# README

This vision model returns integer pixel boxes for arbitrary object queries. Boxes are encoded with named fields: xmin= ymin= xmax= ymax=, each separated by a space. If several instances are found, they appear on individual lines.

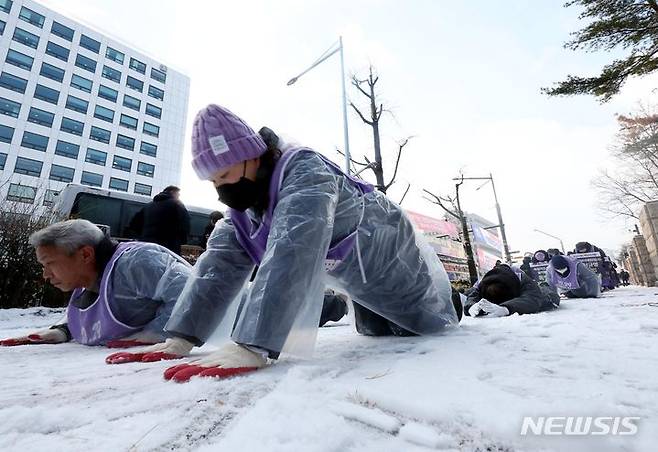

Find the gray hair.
xmin=29 ymin=219 xmax=105 ymax=254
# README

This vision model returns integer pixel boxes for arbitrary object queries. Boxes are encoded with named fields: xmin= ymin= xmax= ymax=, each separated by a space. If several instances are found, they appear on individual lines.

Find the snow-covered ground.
xmin=1 ymin=286 xmax=657 ymax=452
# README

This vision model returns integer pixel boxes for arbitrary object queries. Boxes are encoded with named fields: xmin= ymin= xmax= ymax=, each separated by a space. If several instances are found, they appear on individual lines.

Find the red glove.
xmin=105 ymin=337 xmax=194 ymax=364
xmin=105 ymin=339 xmax=157 ymax=349
xmin=0 ymin=330 xmax=67 ymax=346
xmin=163 ymin=343 xmax=266 ymax=383
xmin=105 ymin=351 xmax=181 ymax=364
xmin=164 ymin=363 xmax=258 ymax=383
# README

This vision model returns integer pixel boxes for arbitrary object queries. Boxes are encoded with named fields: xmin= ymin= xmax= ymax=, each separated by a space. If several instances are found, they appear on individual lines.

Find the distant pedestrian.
xmin=203 ymin=211 xmax=224 ymax=248
xmin=127 ymin=186 xmax=190 ymax=255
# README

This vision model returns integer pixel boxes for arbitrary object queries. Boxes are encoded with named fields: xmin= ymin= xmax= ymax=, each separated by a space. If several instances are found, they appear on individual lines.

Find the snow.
xmin=1 ymin=286 xmax=657 ymax=451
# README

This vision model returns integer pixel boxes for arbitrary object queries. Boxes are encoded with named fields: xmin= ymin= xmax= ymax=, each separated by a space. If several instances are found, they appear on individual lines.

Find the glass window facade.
xmin=34 ymin=84 xmax=60 ymax=104
xmin=49 ymin=163 xmax=74 ymax=182
xmin=0 ymin=124 xmax=13 ymax=143
xmin=65 ymin=95 xmax=88 ymax=113
xmin=0 ymin=71 xmax=28 ymax=93
xmin=85 ymin=148 xmax=106 ymax=166
xmin=6 ymin=48 xmax=34 ymax=70
xmin=54 ymin=140 xmax=79 ymax=159
xmin=134 ymin=182 xmax=152 ymax=196
xmin=79 ymin=34 xmax=100 ymax=53
xmin=150 ymin=67 xmax=166 ymax=83
xmin=123 ymin=94 xmax=141 ymax=111
xmin=81 ymin=170 xmax=102 ymax=187
xmin=0 ymin=152 xmax=6 ymax=170
xmin=139 ymin=141 xmax=157 ymax=157
xmin=12 ymin=27 xmax=39 ymax=49
xmin=126 ymin=76 xmax=143 ymax=92
xmin=70 ymin=74 xmax=92 ymax=92
xmin=101 ymin=65 xmax=121 ymax=83
xmin=98 ymin=84 xmax=118 ymax=102
xmin=0 ymin=96 xmax=21 ymax=117
xmin=7 ymin=184 xmax=36 ymax=203
xmin=112 ymin=155 xmax=132 ymax=172
xmin=143 ymin=122 xmax=159 ymax=137
xmin=51 ymin=21 xmax=74 ymax=41
xmin=137 ymin=161 xmax=155 ymax=177
xmin=145 ymin=103 xmax=162 ymax=119
xmin=21 ymin=131 xmax=48 ymax=151
xmin=27 ymin=107 xmax=54 ymax=126
xmin=60 ymin=116 xmax=84 ymax=136
xmin=94 ymin=105 xmax=114 ymax=123
xmin=43 ymin=189 xmax=59 ymax=207
xmin=106 ymin=47 xmax=124 ymax=64
xmin=14 ymin=156 xmax=42 ymax=176
xmin=0 ymin=0 xmax=12 ymax=14
xmin=40 ymin=62 xmax=65 ymax=82
xmin=147 ymin=85 xmax=164 ymax=101
xmin=109 ymin=177 xmax=128 ymax=192
xmin=45 ymin=41 xmax=69 ymax=62
xmin=75 ymin=54 xmax=97 ymax=73
xmin=129 ymin=57 xmax=146 ymax=74
xmin=116 ymin=133 xmax=135 ymax=150
xmin=89 ymin=125 xmax=110 ymax=143
xmin=19 ymin=6 xmax=45 ymax=28
xmin=119 ymin=114 xmax=138 ymax=130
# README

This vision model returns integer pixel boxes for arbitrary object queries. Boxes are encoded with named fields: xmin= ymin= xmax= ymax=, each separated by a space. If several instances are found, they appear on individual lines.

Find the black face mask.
xmin=216 ymin=162 xmax=266 ymax=212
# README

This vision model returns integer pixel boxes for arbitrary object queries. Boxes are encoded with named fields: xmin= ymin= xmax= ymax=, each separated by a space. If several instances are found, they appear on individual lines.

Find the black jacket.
xmin=465 ymin=265 xmax=559 ymax=316
xmin=128 ymin=192 xmax=190 ymax=255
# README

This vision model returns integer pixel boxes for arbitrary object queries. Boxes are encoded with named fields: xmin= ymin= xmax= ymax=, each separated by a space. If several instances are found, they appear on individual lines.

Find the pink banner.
xmin=405 ymin=210 xmax=459 ymax=238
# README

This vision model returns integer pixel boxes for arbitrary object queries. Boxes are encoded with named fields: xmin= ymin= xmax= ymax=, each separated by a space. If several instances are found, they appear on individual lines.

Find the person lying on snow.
xmin=0 ymin=219 xmax=191 ymax=349
xmin=545 ymin=255 xmax=601 ymax=299
xmin=107 ymin=104 xmax=462 ymax=383
xmin=465 ymin=264 xmax=560 ymax=318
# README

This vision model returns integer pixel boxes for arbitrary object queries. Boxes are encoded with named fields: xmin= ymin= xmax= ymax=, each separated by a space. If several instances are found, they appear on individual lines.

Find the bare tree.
xmin=594 ymin=106 xmax=658 ymax=219
xmin=423 ymin=178 xmax=479 ymax=284
xmin=0 ymin=183 xmax=67 ymax=309
xmin=349 ymin=65 xmax=411 ymax=194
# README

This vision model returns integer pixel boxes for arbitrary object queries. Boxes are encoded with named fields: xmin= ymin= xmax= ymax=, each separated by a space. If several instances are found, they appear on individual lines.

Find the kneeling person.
xmin=465 ymin=264 xmax=560 ymax=318
xmin=0 ymin=219 xmax=191 ymax=350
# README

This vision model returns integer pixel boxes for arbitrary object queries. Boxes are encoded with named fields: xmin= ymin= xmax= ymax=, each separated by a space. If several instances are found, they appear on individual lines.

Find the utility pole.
xmin=452 ymin=174 xmax=512 ymax=263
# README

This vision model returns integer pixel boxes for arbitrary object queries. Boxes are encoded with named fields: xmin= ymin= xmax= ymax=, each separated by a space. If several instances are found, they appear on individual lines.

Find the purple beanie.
xmin=191 ymin=104 xmax=267 ymax=180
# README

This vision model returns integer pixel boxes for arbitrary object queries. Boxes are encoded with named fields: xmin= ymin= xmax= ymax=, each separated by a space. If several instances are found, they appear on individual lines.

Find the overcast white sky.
xmin=41 ymin=0 xmax=657 ymax=256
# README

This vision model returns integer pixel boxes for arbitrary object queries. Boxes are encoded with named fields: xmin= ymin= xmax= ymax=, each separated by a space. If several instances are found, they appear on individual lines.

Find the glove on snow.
xmin=164 ymin=342 xmax=267 ymax=383
xmin=0 ymin=328 xmax=68 ymax=346
xmin=468 ymin=299 xmax=510 ymax=318
xmin=105 ymin=337 xmax=194 ymax=364
xmin=105 ymin=330 xmax=163 ymax=348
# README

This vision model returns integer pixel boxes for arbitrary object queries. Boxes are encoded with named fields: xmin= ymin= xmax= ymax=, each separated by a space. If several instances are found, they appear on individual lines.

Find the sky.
xmin=40 ymin=0 xmax=658 ymax=257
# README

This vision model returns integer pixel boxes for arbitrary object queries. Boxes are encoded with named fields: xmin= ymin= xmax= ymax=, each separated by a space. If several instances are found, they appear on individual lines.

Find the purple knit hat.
xmin=191 ymin=104 xmax=267 ymax=180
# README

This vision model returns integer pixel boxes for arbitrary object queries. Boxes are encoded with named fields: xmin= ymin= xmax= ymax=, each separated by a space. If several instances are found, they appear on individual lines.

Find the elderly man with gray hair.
xmin=0 ymin=219 xmax=192 ymax=356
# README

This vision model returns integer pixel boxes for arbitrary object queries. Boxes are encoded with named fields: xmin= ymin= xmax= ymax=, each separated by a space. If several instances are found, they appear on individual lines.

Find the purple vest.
xmin=67 ymin=242 xmax=143 ymax=345
xmin=230 ymin=147 xmax=374 ymax=269
xmin=548 ymin=257 xmax=580 ymax=290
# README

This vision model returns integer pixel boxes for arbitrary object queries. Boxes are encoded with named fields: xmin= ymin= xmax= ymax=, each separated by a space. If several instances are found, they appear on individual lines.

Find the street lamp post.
xmin=534 ymin=228 xmax=566 ymax=254
xmin=287 ymin=37 xmax=351 ymax=173
xmin=452 ymin=174 xmax=512 ymax=263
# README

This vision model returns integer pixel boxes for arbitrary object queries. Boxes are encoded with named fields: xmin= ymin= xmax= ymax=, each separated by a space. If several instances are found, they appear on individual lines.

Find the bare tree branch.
xmin=349 ymin=102 xmax=373 ymax=126
xmin=399 ymin=183 xmax=411 ymax=205
xmin=423 ymin=189 xmax=460 ymax=219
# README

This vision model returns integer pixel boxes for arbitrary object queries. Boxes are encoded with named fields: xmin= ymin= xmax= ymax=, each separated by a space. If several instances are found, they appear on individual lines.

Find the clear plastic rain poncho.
xmin=100 ymin=243 xmax=192 ymax=338
xmin=164 ymin=149 xmax=459 ymax=357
